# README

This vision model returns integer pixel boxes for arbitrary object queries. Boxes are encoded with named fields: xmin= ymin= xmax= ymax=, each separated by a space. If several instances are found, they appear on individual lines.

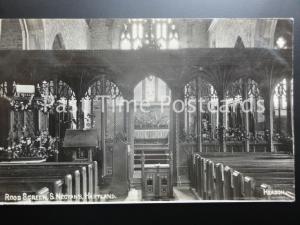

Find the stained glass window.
xmin=120 ymin=19 xmax=179 ymax=50
xmin=275 ymin=36 xmax=288 ymax=49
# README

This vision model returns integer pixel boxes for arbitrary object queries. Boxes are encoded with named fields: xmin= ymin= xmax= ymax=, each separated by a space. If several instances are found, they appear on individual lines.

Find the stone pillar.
xmin=242 ymin=79 xmax=250 ymax=152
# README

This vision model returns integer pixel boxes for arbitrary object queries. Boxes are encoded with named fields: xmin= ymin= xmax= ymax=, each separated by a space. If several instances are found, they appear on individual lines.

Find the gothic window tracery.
xmin=0 ymin=82 xmax=8 ymax=97
xmin=184 ymin=79 xmax=218 ymax=141
xmin=82 ymin=77 xmax=123 ymax=138
xmin=121 ymin=19 xmax=178 ymax=105
xmin=120 ymin=19 xmax=179 ymax=50
xmin=273 ymin=78 xmax=293 ymax=136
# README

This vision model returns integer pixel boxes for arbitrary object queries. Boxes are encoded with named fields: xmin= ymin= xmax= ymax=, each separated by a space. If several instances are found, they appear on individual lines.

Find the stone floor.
xmin=173 ymin=186 xmax=199 ymax=201
xmin=124 ymin=188 xmax=142 ymax=201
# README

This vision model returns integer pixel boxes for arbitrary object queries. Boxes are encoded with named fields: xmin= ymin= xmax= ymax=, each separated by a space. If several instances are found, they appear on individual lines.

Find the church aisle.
xmin=173 ymin=187 xmax=199 ymax=201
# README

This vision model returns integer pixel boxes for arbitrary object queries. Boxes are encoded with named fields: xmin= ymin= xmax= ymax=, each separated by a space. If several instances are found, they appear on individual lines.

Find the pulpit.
xmin=63 ymin=129 xmax=99 ymax=162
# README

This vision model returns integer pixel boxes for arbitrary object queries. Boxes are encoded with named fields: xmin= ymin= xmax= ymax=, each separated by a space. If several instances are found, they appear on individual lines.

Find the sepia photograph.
xmin=0 ymin=18 xmax=294 ymax=204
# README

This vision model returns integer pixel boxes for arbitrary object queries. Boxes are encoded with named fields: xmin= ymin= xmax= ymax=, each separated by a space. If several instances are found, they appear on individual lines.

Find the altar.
xmin=134 ymin=129 xmax=169 ymax=140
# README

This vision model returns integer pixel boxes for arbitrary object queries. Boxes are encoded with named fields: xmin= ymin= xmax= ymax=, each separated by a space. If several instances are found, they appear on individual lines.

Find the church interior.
xmin=0 ymin=18 xmax=294 ymax=202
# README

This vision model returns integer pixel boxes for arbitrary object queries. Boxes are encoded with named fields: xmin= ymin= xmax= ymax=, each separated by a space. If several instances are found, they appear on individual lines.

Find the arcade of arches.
xmin=0 ymin=19 xmax=294 ymax=200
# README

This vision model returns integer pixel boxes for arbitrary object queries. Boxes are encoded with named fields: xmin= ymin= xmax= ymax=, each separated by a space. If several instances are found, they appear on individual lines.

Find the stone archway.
xmin=52 ymin=33 xmax=66 ymax=50
xmin=133 ymin=75 xmax=171 ymax=174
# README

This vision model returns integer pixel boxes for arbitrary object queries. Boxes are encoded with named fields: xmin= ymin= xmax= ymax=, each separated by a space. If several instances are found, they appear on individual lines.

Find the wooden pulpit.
xmin=63 ymin=129 xmax=99 ymax=162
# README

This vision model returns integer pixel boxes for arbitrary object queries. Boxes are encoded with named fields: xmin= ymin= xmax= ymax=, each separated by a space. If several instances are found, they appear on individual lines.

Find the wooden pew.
xmin=243 ymin=176 xmax=254 ymax=198
xmin=215 ymin=163 xmax=224 ymax=200
xmin=232 ymin=170 xmax=243 ymax=200
xmin=0 ymin=161 xmax=98 ymax=202
xmin=199 ymin=152 xmax=295 ymax=197
xmin=190 ymin=153 xmax=294 ymax=200
xmin=207 ymin=160 xmax=216 ymax=200
xmin=0 ymin=178 xmax=63 ymax=202
xmin=223 ymin=166 xmax=234 ymax=200
xmin=0 ymin=170 xmax=76 ymax=196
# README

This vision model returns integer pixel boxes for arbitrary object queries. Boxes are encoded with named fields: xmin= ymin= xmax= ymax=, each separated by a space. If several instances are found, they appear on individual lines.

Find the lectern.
xmin=63 ymin=129 xmax=99 ymax=162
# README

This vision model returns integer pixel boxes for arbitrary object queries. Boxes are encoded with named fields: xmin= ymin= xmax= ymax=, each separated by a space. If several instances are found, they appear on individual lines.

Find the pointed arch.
xmin=134 ymin=75 xmax=171 ymax=103
xmin=0 ymin=19 xmax=27 ymax=49
xmin=25 ymin=19 xmax=45 ymax=49
xmin=52 ymin=33 xmax=66 ymax=50
xmin=273 ymin=20 xmax=293 ymax=49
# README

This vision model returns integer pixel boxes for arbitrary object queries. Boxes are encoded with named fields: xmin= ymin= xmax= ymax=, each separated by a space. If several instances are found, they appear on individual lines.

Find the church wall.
xmin=25 ymin=19 xmax=46 ymax=50
xmin=174 ymin=19 xmax=210 ymax=48
xmin=44 ymin=19 xmax=90 ymax=49
xmin=208 ymin=19 xmax=256 ymax=48
xmin=89 ymin=19 xmax=127 ymax=49
xmin=0 ymin=19 xmax=24 ymax=49
xmin=90 ymin=19 xmax=210 ymax=50
xmin=208 ymin=19 xmax=278 ymax=48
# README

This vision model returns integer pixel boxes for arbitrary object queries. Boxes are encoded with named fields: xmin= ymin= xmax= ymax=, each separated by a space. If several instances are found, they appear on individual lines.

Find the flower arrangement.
xmin=179 ymin=130 xmax=196 ymax=143
xmin=0 ymin=131 xmax=59 ymax=160
xmin=10 ymin=95 xmax=34 ymax=111
xmin=225 ymin=127 xmax=249 ymax=141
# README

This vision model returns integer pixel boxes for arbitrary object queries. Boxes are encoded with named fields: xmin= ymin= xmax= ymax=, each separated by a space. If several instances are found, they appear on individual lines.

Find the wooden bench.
xmin=0 ymin=161 xmax=98 ymax=202
xmin=189 ymin=152 xmax=294 ymax=200
xmin=0 ymin=178 xmax=63 ymax=202
xmin=0 ymin=161 xmax=98 ymax=195
xmin=200 ymin=152 xmax=295 ymax=196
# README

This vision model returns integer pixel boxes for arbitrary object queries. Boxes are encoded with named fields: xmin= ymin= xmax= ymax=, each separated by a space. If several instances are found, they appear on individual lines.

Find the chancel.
xmin=0 ymin=18 xmax=294 ymax=202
